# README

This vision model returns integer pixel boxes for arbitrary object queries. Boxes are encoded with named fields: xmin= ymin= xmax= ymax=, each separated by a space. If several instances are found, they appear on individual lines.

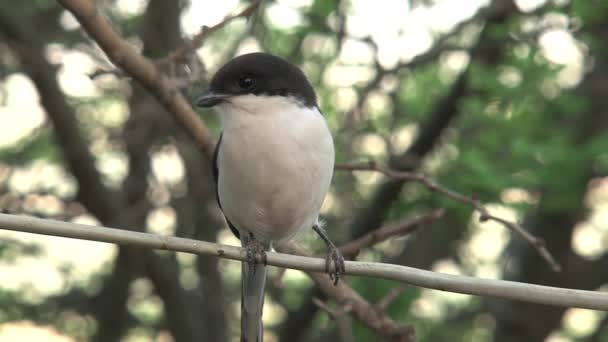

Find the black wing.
xmin=213 ymin=132 xmax=241 ymax=239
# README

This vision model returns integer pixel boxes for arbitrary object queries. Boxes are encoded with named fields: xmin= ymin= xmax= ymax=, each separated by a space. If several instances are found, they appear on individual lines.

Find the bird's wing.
xmin=212 ymin=133 xmax=222 ymax=187
xmin=213 ymin=132 xmax=241 ymax=239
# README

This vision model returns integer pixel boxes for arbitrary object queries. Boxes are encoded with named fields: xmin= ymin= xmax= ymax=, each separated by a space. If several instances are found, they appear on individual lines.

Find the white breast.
xmin=216 ymin=95 xmax=334 ymax=242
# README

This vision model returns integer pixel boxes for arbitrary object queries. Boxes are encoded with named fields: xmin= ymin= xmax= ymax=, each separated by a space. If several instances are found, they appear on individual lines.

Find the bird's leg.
xmin=243 ymin=232 xmax=267 ymax=275
xmin=312 ymin=224 xmax=346 ymax=285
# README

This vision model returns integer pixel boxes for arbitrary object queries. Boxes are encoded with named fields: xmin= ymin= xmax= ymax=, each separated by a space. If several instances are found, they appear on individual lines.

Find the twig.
xmin=312 ymin=298 xmax=356 ymax=342
xmin=271 ymin=267 xmax=287 ymax=289
xmin=342 ymin=0 xmax=481 ymax=129
xmin=375 ymin=286 xmax=407 ymax=312
xmin=312 ymin=298 xmax=352 ymax=319
xmin=88 ymin=68 xmax=127 ymax=79
xmin=312 ymin=298 xmax=356 ymax=341
xmin=57 ymin=0 xmax=216 ymax=159
xmin=279 ymin=243 xmax=415 ymax=342
xmin=335 ymin=161 xmax=562 ymax=272
xmin=0 ymin=213 xmax=606 ymax=310
xmin=156 ymin=0 xmax=262 ymax=67
xmin=339 ymin=209 xmax=445 ymax=258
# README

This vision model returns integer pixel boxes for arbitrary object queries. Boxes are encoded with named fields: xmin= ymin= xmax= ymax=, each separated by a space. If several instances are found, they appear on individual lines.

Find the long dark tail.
xmin=241 ymin=236 xmax=268 ymax=342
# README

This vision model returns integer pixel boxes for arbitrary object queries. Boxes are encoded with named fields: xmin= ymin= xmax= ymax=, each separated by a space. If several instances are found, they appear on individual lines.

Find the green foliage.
xmin=0 ymin=238 xmax=41 ymax=262
xmin=0 ymin=128 xmax=59 ymax=165
xmin=280 ymin=276 xmax=314 ymax=310
xmin=310 ymin=0 xmax=339 ymax=18
xmin=0 ymin=288 xmax=25 ymax=323
xmin=397 ymin=65 xmax=449 ymax=124
xmin=571 ymin=0 xmax=608 ymax=24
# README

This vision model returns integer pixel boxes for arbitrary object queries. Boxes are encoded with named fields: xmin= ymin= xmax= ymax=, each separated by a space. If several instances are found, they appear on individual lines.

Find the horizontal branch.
xmin=0 ymin=213 xmax=606 ymax=310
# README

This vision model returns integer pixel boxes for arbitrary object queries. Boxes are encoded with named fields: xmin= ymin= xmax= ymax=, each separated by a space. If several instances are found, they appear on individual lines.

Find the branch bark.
xmin=156 ymin=0 xmax=261 ymax=67
xmin=337 ymin=161 xmax=561 ymax=271
xmin=57 ymin=0 xmax=215 ymax=159
xmin=338 ymin=209 xmax=445 ymax=258
xmin=277 ymin=243 xmax=415 ymax=342
xmin=2 ymin=1 xmax=220 ymax=340
xmin=0 ymin=9 xmax=120 ymax=224
xmin=1 ymin=213 xmax=606 ymax=311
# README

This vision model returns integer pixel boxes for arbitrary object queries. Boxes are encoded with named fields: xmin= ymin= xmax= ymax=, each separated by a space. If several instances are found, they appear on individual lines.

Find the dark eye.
xmin=237 ymin=76 xmax=255 ymax=90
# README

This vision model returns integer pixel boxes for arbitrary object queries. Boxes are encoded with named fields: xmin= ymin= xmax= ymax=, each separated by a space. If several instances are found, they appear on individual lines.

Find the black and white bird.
xmin=196 ymin=52 xmax=344 ymax=342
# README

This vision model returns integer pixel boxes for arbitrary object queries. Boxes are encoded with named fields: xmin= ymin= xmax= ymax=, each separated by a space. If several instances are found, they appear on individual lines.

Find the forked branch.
xmin=336 ymin=161 xmax=562 ymax=272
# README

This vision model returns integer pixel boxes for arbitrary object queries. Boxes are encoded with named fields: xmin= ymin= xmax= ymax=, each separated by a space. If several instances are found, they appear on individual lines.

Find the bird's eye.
xmin=237 ymin=76 xmax=255 ymax=90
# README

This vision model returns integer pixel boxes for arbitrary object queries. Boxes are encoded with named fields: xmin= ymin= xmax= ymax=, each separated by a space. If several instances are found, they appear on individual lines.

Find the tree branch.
xmin=337 ymin=161 xmax=562 ymax=272
xmin=0 ymin=9 xmax=120 ymax=224
xmin=57 ymin=0 xmax=215 ymax=159
xmin=276 ymin=243 xmax=415 ymax=342
xmin=156 ymin=0 xmax=261 ymax=67
xmin=338 ymin=209 xmax=445 ymax=258
xmin=347 ymin=0 xmax=519 ymax=240
xmin=0 ymin=213 xmax=605 ymax=311
xmin=375 ymin=286 xmax=407 ymax=312
xmin=312 ymin=298 xmax=352 ymax=320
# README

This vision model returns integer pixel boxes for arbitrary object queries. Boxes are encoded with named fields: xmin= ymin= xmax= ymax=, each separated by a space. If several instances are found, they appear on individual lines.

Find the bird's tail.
xmin=241 ymin=236 xmax=268 ymax=342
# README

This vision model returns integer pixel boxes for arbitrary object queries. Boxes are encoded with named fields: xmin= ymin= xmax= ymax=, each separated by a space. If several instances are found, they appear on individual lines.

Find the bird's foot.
xmin=325 ymin=245 xmax=346 ymax=285
xmin=312 ymin=224 xmax=346 ymax=285
xmin=244 ymin=233 xmax=267 ymax=275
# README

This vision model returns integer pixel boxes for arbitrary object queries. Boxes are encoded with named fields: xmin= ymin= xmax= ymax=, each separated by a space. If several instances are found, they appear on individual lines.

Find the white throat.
xmin=217 ymin=94 xmax=313 ymax=130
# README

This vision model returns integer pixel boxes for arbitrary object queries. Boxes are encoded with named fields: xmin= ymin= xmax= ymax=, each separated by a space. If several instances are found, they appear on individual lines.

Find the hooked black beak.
xmin=195 ymin=90 xmax=230 ymax=107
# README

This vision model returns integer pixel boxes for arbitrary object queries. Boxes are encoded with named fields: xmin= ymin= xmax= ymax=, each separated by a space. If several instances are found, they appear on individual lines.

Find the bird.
xmin=196 ymin=52 xmax=345 ymax=342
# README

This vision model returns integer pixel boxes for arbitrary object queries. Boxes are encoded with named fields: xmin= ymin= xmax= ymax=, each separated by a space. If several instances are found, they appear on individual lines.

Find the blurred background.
xmin=0 ymin=0 xmax=607 ymax=341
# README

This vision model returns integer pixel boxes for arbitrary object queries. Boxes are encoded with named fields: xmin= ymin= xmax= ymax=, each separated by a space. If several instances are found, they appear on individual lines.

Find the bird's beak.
xmin=195 ymin=90 xmax=230 ymax=108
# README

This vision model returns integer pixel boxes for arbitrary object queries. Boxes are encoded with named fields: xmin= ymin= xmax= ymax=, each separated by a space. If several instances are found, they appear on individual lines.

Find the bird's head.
xmin=195 ymin=52 xmax=317 ymax=111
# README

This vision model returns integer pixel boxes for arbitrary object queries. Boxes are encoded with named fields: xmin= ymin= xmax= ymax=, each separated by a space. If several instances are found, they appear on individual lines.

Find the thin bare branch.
xmin=1 ymin=213 xmax=605 ymax=311
xmin=312 ymin=298 xmax=352 ymax=320
xmin=279 ymin=243 xmax=415 ymax=342
xmin=342 ymin=0 xmax=484 ymax=129
xmin=271 ymin=267 xmax=287 ymax=289
xmin=335 ymin=161 xmax=562 ymax=272
xmin=339 ymin=209 xmax=445 ymax=258
xmin=89 ymin=68 xmax=126 ymax=79
xmin=312 ymin=298 xmax=356 ymax=342
xmin=57 ymin=0 xmax=216 ymax=159
xmin=375 ymin=286 xmax=408 ymax=312
xmin=156 ymin=0 xmax=262 ymax=67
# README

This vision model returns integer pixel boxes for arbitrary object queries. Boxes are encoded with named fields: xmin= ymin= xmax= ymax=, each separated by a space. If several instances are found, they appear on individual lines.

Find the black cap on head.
xmin=196 ymin=53 xmax=317 ymax=108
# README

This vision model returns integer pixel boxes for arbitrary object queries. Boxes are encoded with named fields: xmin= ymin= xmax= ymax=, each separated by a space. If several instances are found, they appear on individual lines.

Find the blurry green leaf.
xmin=310 ymin=0 xmax=338 ymax=17
xmin=0 ymin=128 xmax=59 ymax=165
xmin=0 ymin=238 xmax=41 ymax=262
xmin=553 ymin=93 xmax=591 ymax=116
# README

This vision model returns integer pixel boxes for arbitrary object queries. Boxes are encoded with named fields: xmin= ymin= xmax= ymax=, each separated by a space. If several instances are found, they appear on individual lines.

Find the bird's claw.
xmin=245 ymin=237 xmax=267 ymax=275
xmin=312 ymin=224 xmax=346 ymax=285
xmin=325 ymin=246 xmax=346 ymax=285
